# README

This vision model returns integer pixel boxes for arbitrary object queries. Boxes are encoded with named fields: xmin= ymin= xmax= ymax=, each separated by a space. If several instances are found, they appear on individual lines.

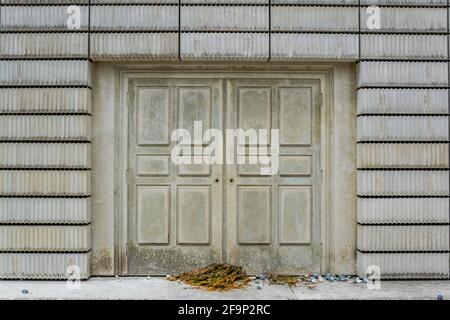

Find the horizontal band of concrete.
xmin=357 ymin=225 xmax=449 ymax=252
xmin=0 ymin=60 xmax=92 ymax=87
xmin=356 ymin=252 xmax=449 ymax=279
xmin=0 ymin=6 xmax=90 ymax=31
xmin=360 ymin=34 xmax=448 ymax=60
xmin=357 ymin=143 xmax=449 ymax=169
xmin=3 ymin=0 xmax=447 ymax=6
xmin=357 ymin=170 xmax=450 ymax=196
xmin=359 ymin=7 xmax=447 ymax=32
xmin=357 ymin=89 xmax=449 ymax=115
xmin=272 ymin=6 xmax=358 ymax=32
xmin=90 ymin=32 xmax=178 ymax=61
xmin=357 ymin=62 xmax=448 ymax=88
xmin=359 ymin=0 xmax=447 ymax=5
xmin=0 ymin=170 xmax=91 ymax=196
xmin=0 ymin=197 xmax=91 ymax=224
xmin=357 ymin=197 xmax=450 ymax=224
xmin=181 ymin=6 xmax=268 ymax=31
xmin=0 ymin=33 xmax=89 ymax=59
xmin=91 ymin=5 xmax=178 ymax=31
xmin=0 ymin=252 xmax=91 ymax=279
xmin=0 ymin=143 xmax=91 ymax=169
xmin=0 ymin=225 xmax=91 ymax=252
xmin=357 ymin=116 xmax=449 ymax=142
xmin=271 ymin=33 xmax=358 ymax=60
xmin=180 ymin=32 xmax=269 ymax=60
xmin=2 ymin=32 xmax=449 ymax=61
xmin=0 ymin=115 xmax=91 ymax=141
xmin=0 ymin=88 xmax=92 ymax=114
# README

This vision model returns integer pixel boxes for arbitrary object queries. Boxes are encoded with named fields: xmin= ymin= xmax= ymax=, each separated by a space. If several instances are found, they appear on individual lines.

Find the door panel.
xmin=127 ymin=79 xmax=223 ymax=275
xmin=226 ymin=79 xmax=321 ymax=274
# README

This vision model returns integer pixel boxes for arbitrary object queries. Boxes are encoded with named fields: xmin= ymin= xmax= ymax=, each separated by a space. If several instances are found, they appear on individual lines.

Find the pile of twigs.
xmin=267 ymin=274 xmax=299 ymax=287
xmin=168 ymin=263 xmax=251 ymax=291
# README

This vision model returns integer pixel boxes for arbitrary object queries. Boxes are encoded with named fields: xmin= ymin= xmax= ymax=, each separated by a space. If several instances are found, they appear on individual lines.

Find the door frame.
xmin=111 ymin=62 xmax=355 ymax=275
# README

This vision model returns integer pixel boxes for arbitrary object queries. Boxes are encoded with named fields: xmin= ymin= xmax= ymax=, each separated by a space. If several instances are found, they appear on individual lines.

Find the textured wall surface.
xmin=0 ymin=1 xmax=449 ymax=280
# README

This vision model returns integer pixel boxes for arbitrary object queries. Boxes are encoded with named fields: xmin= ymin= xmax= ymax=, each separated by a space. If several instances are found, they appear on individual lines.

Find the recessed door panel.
xmin=127 ymin=78 xmax=222 ymax=275
xmin=226 ymin=78 xmax=321 ymax=274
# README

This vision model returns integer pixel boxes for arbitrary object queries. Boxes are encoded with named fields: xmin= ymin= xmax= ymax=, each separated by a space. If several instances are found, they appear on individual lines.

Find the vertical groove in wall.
xmin=447 ymin=0 xmax=449 ymax=261
xmin=88 ymin=0 xmax=91 ymax=59
xmin=268 ymin=0 xmax=271 ymax=61
xmin=178 ymin=0 xmax=181 ymax=61
xmin=358 ymin=0 xmax=361 ymax=62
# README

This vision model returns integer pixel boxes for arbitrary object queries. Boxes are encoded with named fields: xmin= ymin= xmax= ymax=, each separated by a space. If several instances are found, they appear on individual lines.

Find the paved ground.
xmin=0 ymin=277 xmax=449 ymax=300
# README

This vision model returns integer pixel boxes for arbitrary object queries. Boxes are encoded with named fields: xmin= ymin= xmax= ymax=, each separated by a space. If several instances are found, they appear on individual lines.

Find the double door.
xmin=126 ymin=75 xmax=321 ymax=275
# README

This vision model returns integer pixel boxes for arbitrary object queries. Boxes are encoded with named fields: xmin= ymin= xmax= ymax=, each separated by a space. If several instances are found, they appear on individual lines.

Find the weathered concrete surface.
xmin=0 ymin=277 xmax=448 ymax=300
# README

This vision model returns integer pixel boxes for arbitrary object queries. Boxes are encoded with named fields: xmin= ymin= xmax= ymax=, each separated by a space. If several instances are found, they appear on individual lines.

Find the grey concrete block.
xmin=360 ymin=7 xmax=447 ymax=32
xmin=0 ymin=115 xmax=91 ymax=141
xmin=0 ymin=5 xmax=89 ymax=31
xmin=272 ymin=0 xmax=357 ymax=3
xmin=0 ymin=88 xmax=92 ymax=114
xmin=182 ymin=0 xmax=267 ymax=3
xmin=0 ymin=225 xmax=91 ymax=252
xmin=0 ymin=171 xmax=91 ymax=196
xmin=181 ymin=6 xmax=268 ymax=31
xmin=357 ymin=252 xmax=449 ymax=279
xmin=181 ymin=33 xmax=269 ymax=60
xmin=90 ymin=5 xmax=178 ymax=31
xmin=357 ymin=198 xmax=449 ymax=224
xmin=3 ymin=1 xmax=89 ymax=3
xmin=0 ymin=60 xmax=92 ymax=86
xmin=357 ymin=170 xmax=449 ymax=196
xmin=0 ymin=143 xmax=91 ymax=169
xmin=357 ymin=116 xmax=449 ymax=142
xmin=93 ymin=0 xmax=178 ymax=3
xmin=361 ymin=34 xmax=448 ymax=60
xmin=0 ymin=253 xmax=91 ymax=279
xmin=0 ymin=198 xmax=91 ymax=224
xmin=357 ymin=143 xmax=449 ymax=169
xmin=357 ymin=89 xmax=448 ymax=114
xmin=357 ymin=62 xmax=448 ymax=87
xmin=90 ymin=33 xmax=178 ymax=61
xmin=0 ymin=33 xmax=89 ymax=59
xmin=272 ymin=6 xmax=358 ymax=31
xmin=360 ymin=0 xmax=447 ymax=6
xmin=271 ymin=33 xmax=358 ymax=60
xmin=357 ymin=225 xmax=449 ymax=252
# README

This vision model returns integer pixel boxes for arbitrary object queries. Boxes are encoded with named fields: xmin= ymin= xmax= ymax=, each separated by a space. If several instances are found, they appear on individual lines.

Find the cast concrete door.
xmin=225 ymin=79 xmax=322 ymax=274
xmin=127 ymin=78 xmax=223 ymax=275
xmin=126 ymin=75 xmax=321 ymax=275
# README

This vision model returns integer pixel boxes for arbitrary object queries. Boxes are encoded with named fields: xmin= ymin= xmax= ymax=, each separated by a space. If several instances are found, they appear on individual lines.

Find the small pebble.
xmin=21 ymin=289 xmax=28 ymax=294
xmin=437 ymin=294 xmax=444 ymax=300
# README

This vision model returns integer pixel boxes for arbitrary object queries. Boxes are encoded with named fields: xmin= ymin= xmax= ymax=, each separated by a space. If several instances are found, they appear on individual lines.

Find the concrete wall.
xmin=0 ymin=0 xmax=448 ymax=279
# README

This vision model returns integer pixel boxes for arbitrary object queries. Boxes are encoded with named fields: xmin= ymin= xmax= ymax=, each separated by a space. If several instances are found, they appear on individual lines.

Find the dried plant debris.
xmin=167 ymin=263 xmax=251 ymax=291
xmin=266 ymin=274 xmax=299 ymax=287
